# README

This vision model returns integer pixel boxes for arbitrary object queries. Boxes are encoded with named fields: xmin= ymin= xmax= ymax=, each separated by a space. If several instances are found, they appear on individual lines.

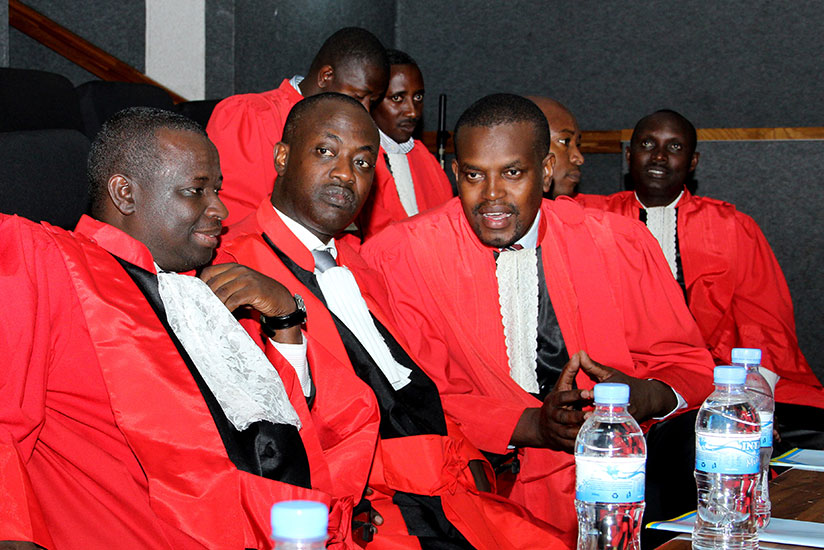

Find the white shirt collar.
xmin=289 ymin=75 xmax=305 ymax=96
xmin=379 ymin=129 xmax=415 ymax=155
xmin=635 ymin=189 xmax=684 ymax=209
xmin=513 ymin=210 xmax=541 ymax=249
xmin=272 ymin=205 xmax=338 ymax=259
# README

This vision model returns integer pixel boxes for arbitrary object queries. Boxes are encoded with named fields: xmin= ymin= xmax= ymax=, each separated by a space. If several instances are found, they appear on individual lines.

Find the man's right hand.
xmin=0 ymin=543 xmax=43 ymax=550
xmin=510 ymin=354 xmax=593 ymax=452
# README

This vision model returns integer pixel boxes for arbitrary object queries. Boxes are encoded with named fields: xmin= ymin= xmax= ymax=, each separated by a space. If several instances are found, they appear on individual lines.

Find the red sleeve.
xmin=724 ymin=213 xmax=820 ymax=389
xmin=362 ymin=226 xmax=527 ymax=455
xmin=0 ymin=216 xmax=59 ymax=547
xmin=207 ymin=95 xmax=285 ymax=225
xmin=608 ymin=218 xmax=715 ymax=410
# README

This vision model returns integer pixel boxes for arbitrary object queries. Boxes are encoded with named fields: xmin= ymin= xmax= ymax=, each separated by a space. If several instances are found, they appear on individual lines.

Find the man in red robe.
xmin=358 ymin=49 xmax=453 ymax=239
xmin=207 ymin=27 xmax=389 ymax=227
xmin=0 ymin=108 xmax=370 ymax=549
xmin=578 ymin=109 xmax=824 ymax=445
xmin=218 ymin=92 xmax=571 ymax=549
xmin=361 ymin=94 xmax=715 ymax=537
xmin=526 ymin=96 xmax=585 ymax=199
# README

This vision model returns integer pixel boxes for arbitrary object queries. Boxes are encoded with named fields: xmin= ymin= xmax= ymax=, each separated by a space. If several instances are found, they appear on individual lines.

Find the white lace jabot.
xmin=380 ymin=130 xmax=418 ymax=216
xmin=495 ymin=212 xmax=542 ymax=393
xmin=637 ymin=191 xmax=683 ymax=280
xmin=156 ymin=270 xmax=301 ymax=431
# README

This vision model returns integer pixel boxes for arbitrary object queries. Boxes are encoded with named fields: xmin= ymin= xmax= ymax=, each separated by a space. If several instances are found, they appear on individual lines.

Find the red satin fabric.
xmin=207 ymin=78 xmax=302 ymax=226
xmin=358 ymin=141 xmax=454 ymax=240
xmin=219 ymin=202 xmax=569 ymax=549
xmin=361 ymin=197 xmax=715 ymax=540
xmin=577 ymin=190 xmax=824 ymax=409
xmin=0 ymin=213 xmax=350 ymax=549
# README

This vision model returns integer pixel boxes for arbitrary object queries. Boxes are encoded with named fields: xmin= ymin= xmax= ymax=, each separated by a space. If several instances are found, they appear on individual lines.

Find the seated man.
xmin=217 ymin=93 xmax=569 ymax=549
xmin=358 ymin=49 xmax=454 ymax=239
xmin=361 ymin=94 xmax=715 ymax=535
xmin=207 ymin=26 xmax=389 ymax=225
xmin=0 ymin=108 xmax=371 ymax=549
xmin=527 ymin=96 xmax=585 ymax=198
xmin=578 ymin=109 xmax=824 ymax=447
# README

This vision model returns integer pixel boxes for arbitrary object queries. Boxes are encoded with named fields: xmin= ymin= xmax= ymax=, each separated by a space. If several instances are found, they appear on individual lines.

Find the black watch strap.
xmin=261 ymin=294 xmax=307 ymax=336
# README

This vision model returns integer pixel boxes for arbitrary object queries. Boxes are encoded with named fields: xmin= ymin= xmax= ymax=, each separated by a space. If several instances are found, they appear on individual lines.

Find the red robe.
xmin=360 ymin=197 xmax=715 ymax=535
xmin=358 ymin=141 xmax=454 ymax=240
xmin=0 ymin=214 xmax=354 ymax=549
xmin=218 ymin=202 xmax=571 ymax=550
xmin=577 ymin=189 xmax=824 ymax=409
xmin=206 ymin=79 xmax=302 ymax=226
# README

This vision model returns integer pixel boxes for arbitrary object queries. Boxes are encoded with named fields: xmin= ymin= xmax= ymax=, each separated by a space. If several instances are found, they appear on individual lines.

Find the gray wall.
xmin=397 ymin=1 xmax=824 ymax=133
xmin=0 ymin=2 xmax=8 ymax=66
xmin=7 ymin=0 xmax=145 ymax=85
xmin=232 ymin=0 xmax=396 ymax=94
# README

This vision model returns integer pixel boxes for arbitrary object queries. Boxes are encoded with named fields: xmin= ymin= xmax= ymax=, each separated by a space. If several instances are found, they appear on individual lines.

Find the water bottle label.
xmin=695 ymin=433 xmax=759 ymax=474
xmin=575 ymin=456 xmax=645 ymax=503
xmin=759 ymin=411 xmax=773 ymax=447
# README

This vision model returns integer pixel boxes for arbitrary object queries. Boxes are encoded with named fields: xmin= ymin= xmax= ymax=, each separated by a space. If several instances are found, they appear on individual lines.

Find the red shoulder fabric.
xmin=207 ymin=79 xmax=302 ymax=226
xmin=358 ymin=140 xmax=454 ymax=240
xmin=361 ymin=197 xmax=714 ymax=535
xmin=580 ymin=190 xmax=824 ymax=408
xmin=219 ymin=202 xmax=570 ymax=550
xmin=0 ymin=213 xmax=348 ymax=549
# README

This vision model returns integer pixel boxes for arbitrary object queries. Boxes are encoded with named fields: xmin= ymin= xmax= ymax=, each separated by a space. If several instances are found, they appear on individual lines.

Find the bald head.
xmin=300 ymin=27 xmax=389 ymax=111
xmin=526 ymin=96 xmax=584 ymax=198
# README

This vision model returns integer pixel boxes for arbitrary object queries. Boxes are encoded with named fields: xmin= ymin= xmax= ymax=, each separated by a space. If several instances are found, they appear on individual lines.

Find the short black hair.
xmin=281 ymin=92 xmax=375 ymax=145
xmin=386 ymin=48 xmax=417 ymax=67
xmin=309 ymin=27 xmax=389 ymax=77
xmin=453 ymin=93 xmax=550 ymax=158
xmin=631 ymin=109 xmax=697 ymax=155
xmin=87 ymin=106 xmax=206 ymax=215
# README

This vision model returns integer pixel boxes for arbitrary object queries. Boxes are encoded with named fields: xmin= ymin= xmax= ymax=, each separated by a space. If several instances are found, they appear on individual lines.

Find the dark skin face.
xmin=371 ymin=64 xmax=425 ymax=143
xmin=109 ymin=128 xmax=227 ymax=272
xmin=627 ymin=112 xmax=700 ymax=207
xmin=271 ymin=102 xmax=379 ymax=243
xmin=546 ymin=106 xmax=584 ymax=198
xmin=304 ymin=62 xmax=388 ymax=112
xmin=453 ymin=122 xmax=553 ymax=249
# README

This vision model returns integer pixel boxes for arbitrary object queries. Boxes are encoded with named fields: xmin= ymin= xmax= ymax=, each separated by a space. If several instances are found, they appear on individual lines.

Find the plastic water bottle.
xmin=575 ymin=383 xmax=646 ymax=550
xmin=693 ymin=366 xmax=761 ymax=550
xmin=271 ymin=500 xmax=328 ymax=549
xmin=732 ymin=347 xmax=774 ymax=529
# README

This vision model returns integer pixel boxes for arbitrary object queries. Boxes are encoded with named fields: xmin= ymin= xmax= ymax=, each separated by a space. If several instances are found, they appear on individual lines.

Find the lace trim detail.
xmin=157 ymin=272 xmax=301 ymax=431
xmin=645 ymin=207 xmax=679 ymax=280
xmin=496 ymin=248 xmax=540 ymax=393
xmin=386 ymin=152 xmax=418 ymax=217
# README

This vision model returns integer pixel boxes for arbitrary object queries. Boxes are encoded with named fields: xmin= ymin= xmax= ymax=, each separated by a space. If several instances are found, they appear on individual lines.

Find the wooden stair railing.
xmin=9 ymin=0 xmax=187 ymax=103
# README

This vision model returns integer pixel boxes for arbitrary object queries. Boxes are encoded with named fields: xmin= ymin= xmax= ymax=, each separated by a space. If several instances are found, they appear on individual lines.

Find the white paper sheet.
xmin=771 ymin=448 xmax=824 ymax=472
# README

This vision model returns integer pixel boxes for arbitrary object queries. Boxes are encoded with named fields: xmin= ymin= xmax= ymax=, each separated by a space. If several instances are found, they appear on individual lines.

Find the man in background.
xmin=579 ymin=109 xmax=824 ymax=448
xmin=359 ymin=49 xmax=453 ymax=239
xmin=528 ymin=96 xmax=585 ymax=198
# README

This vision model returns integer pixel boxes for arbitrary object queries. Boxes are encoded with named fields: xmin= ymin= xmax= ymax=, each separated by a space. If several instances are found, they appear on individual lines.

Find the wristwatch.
xmin=261 ymin=294 xmax=307 ymax=336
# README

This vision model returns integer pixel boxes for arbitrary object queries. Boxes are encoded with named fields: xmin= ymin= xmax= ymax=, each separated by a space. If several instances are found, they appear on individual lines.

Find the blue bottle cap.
xmin=731 ymin=348 xmax=762 ymax=365
xmin=271 ymin=500 xmax=328 ymax=541
xmin=593 ymin=383 xmax=630 ymax=405
xmin=714 ymin=365 xmax=747 ymax=385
